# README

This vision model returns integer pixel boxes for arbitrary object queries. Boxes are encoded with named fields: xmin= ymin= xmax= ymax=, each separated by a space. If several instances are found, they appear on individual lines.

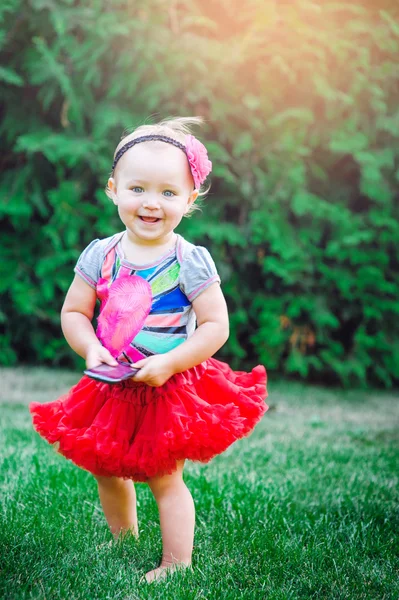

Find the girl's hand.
xmin=85 ymin=343 xmax=118 ymax=370
xmin=130 ymin=354 xmax=176 ymax=387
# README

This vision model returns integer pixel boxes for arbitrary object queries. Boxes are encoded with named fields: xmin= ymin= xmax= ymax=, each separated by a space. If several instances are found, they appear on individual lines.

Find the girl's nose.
xmin=142 ymin=195 xmax=160 ymax=208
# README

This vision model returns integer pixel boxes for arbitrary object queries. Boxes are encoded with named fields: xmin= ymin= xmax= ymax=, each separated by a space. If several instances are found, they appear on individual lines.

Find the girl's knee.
xmin=95 ymin=474 xmax=116 ymax=485
xmin=94 ymin=475 xmax=132 ymax=490
xmin=147 ymin=460 xmax=186 ymax=496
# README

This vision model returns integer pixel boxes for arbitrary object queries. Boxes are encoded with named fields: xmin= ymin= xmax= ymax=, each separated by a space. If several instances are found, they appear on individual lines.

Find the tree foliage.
xmin=1 ymin=0 xmax=399 ymax=387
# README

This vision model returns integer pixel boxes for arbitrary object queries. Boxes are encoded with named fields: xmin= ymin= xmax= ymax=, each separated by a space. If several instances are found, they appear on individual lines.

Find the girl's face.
xmin=108 ymin=142 xmax=198 ymax=246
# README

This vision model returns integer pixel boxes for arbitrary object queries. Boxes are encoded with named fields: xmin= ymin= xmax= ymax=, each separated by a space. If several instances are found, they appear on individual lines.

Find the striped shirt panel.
xmin=73 ymin=233 xmax=221 ymax=357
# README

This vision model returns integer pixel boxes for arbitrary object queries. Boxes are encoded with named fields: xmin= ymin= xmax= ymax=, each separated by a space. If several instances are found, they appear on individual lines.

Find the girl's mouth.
xmin=140 ymin=216 xmax=160 ymax=223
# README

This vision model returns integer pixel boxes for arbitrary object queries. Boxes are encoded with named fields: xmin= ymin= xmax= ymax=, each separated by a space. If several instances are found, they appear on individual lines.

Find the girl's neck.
xmin=121 ymin=231 xmax=177 ymax=264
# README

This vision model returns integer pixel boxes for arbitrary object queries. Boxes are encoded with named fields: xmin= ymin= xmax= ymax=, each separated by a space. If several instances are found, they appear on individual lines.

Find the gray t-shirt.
xmin=74 ymin=232 xmax=221 ymax=360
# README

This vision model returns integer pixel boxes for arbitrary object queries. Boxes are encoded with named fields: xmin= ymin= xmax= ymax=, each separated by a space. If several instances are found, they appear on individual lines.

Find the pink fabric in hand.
xmin=185 ymin=134 xmax=212 ymax=189
xmin=96 ymin=276 xmax=152 ymax=358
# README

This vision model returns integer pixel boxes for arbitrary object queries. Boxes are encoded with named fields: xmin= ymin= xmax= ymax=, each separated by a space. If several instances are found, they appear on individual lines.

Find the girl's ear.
xmin=107 ymin=178 xmax=118 ymax=203
xmin=185 ymin=189 xmax=199 ymax=213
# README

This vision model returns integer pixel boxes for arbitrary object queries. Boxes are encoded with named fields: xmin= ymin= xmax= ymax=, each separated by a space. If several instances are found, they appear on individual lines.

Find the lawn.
xmin=0 ymin=367 xmax=398 ymax=599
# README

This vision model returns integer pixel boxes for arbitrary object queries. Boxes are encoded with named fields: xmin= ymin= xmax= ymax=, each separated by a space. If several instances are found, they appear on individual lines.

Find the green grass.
xmin=0 ymin=367 xmax=398 ymax=599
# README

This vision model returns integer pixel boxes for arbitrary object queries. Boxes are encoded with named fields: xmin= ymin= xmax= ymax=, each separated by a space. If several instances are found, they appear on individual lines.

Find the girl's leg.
xmin=145 ymin=459 xmax=195 ymax=583
xmin=94 ymin=475 xmax=139 ymax=539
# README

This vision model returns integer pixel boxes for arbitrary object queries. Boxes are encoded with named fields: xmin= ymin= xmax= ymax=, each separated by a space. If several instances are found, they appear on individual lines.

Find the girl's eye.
xmin=131 ymin=186 xmax=144 ymax=193
xmin=163 ymin=190 xmax=175 ymax=198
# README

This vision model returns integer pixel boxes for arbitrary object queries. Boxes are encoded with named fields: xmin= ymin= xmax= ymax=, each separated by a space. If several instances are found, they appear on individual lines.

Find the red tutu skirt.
xmin=30 ymin=358 xmax=268 ymax=482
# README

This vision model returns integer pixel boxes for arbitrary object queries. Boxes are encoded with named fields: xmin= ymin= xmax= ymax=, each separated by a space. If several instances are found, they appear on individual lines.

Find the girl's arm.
xmin=61 ymin=275 xmax=117 ymax=368
xmin=132 ymin=282 xmax=229 ymax=386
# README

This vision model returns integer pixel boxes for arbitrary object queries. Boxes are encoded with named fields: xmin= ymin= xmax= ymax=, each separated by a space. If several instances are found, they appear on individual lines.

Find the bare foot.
xmin=144 ymin=563 xmax=191 ymax=584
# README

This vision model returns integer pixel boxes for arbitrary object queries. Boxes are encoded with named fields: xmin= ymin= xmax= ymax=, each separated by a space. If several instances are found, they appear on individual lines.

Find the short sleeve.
xmin=179 ymin=246 xmax=221 ymax=302
xmin=74 ymin=239 xmax=103 ymax=289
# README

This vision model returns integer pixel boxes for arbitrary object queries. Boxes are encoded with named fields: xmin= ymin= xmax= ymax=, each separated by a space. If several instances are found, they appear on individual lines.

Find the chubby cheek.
xmin=167 ymin=201 xmax=188 ymax=221
xmin=117 ymin=196 xmax=141 ymax=215
xmin=116 ymin=205 xmax=134 ymax=226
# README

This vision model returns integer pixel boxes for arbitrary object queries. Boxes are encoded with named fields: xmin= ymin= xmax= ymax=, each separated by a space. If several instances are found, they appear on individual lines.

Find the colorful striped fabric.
xmin=74 ymin=233 xmax=221 ymax=363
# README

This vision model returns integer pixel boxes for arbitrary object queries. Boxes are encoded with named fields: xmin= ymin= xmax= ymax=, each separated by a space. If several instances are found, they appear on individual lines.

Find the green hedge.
xmin=1 ymin=0 xmax=399 ymax=387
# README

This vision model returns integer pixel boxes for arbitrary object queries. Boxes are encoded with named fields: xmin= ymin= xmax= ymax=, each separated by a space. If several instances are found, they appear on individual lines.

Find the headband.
xmin=111 ymin=134 xmax=212 ymax=190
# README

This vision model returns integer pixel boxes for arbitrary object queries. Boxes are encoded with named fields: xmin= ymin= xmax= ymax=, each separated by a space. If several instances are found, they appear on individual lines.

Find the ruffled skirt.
xmin=30 ymin=358 xmax=268 ymax=481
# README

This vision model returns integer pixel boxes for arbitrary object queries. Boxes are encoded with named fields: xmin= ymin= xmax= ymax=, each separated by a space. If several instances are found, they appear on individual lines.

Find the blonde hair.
xmin=106 ymin=116 xmax=210 ymax=216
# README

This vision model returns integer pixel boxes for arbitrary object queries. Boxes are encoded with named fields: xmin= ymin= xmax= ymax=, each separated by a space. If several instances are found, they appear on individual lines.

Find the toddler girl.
xmin=30 ymin=116 xmax=268 ymax=584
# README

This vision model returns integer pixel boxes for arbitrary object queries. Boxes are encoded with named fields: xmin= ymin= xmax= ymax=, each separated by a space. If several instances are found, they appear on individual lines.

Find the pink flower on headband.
xmin=185 ymin=134 xmax=212 ymax=189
